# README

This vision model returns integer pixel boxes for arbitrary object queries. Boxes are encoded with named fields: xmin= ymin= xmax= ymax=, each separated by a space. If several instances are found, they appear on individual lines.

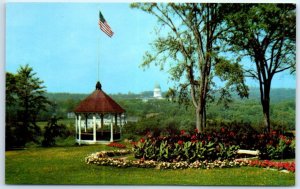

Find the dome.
xmin=154 ymin=83 xmax=161 ymax=89
xmin=153 ymin=82 xmax=162 ymax=99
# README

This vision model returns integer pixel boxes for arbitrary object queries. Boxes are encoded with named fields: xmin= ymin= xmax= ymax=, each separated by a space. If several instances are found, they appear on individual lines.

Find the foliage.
xmin=266 ymin=135 xmax=295 ymax=160
xmin=42 ymin=116 xmax=69 ymax=147
xmin=133 ymin=129 xmax=240 ymax=162
xmin=131 ymin=3 xmax=248 ymax=131
xmin=225 ymin=4 xmax=296 ymax=132
xmin=133 ymin=127 xmax=295 ymax=161
xmin=6 ymin=65 xmax=50 ymax=148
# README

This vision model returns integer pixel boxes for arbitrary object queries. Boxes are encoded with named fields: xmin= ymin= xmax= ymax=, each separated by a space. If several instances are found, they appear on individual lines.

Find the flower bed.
xmin=85 ymin=150 xmax=295 ymax=173
xmin=247 ymin=160 xmax=295 ymax=173
xmin=86 ymin=151 xmax=244 ymax=169
xmin=132 ymin=128 xmax=295 ymax=161
xmin=86 ymin=149 xmax=131 ymax=159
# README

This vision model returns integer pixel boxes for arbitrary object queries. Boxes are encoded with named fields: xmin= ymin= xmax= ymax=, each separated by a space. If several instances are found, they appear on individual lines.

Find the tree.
xmin=6 ymin=65 xmax=50 ymax=147
xmin=225 ymin=4 xmax=296 ymax=132
xmin=131 ymin=3 xmax=248 ymax=131
xmin=42 ymin=116 xmax=68 ymax=147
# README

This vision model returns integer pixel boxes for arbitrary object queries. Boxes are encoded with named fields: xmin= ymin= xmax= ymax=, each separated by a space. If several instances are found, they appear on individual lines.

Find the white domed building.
xmin=153 ymin=83 xmax=163 ymax=99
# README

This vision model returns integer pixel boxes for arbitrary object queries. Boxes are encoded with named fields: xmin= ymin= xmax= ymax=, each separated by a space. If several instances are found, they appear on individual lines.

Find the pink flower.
xmin=191 ymin=135 xmax=197 ymax=140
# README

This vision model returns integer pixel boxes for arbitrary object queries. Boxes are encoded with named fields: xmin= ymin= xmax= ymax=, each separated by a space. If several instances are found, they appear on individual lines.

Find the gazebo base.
xmin=75 ymin=139 xmax=120 ymax=145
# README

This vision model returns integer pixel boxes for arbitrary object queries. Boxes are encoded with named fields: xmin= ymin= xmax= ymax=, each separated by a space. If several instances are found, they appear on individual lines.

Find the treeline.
xmin=41 ymin=87 xmax=295 ymax=120
xmin=43 ymin=89 xmax=295 ymax=133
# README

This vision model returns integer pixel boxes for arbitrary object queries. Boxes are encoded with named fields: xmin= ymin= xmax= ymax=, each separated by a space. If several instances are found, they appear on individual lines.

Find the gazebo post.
xmin=110 ymin=115 xmax=114 ymax=142
xmin=93 ymin=114 xmax=96 ymax=142
xmin=101 ymin=114 xmax=104 ymax=129
xmin=115 ymin=114 xmax=118 ymax=132
xmin=75 ymin=114 xmax=77 ymax=140
xmin=84 ymin=114 xmax=88 ymax=132
xmin=119 ymin=114 xmax=122 ymax=137
xmin=78 ymin=115 xmax=81 ymax=145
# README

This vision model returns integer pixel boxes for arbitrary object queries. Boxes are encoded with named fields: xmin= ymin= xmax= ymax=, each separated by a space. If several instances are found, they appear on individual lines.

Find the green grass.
xmin=5 ymin=145 xmax=295 ymax=185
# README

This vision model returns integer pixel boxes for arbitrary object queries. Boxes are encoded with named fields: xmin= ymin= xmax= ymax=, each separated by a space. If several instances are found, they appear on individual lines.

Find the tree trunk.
xmin=196 ymin=108 xmax=201 ymax=132
xmin=263 ymin=102 xmax=270 ymax=133
xmin=196 ymin=104 xmax=206 ymax=132
xmin=262 ymin=85 xmax=271 ymax=133
xmin=202 ymin=107 xmax=206 ymax=128
xmin=260 ymin=80 xmax=271 ymax=133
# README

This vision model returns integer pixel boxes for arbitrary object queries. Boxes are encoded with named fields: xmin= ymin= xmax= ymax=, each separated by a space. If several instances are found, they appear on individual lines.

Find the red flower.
xmin=279 ymin=135 xmax=285 ymax=140
xmin=194 ymin=128 xmax=199 ymax=133
xmin=268 ymin=140 xmax=273 ymax=145
xmin=191 ymin=135 xmax=197 ymax=140
xmin=180 ymin=130 xmax=185 ymax=135
xmin=140 ymin=138 xmax=145 ymax=143
xmin=285 ymin=139 xmax=292 ymax=145
xmin=271 ymin=130 xmax=277 ymax=135
xmin=229 ymin=131 xmax=235 ymax=137
xmin=107 ymin=142 xmax=126 ymax=148
xmin=178 ymin=140 xmax=184 ymax=145
xmin=207 ymin=135 xmax=211 ymax=141
xmin=221 ymin=127 xmax=225 ymax=133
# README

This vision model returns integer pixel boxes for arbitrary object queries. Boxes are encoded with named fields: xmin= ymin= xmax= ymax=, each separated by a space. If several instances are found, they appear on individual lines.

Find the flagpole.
xmin=97 ymin=34 xmax=100 ymax=82
xmin=98 ymin=10 xmax=114 ymax=83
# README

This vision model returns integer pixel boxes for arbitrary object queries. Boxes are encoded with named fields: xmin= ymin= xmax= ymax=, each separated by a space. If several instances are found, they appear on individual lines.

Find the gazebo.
xmin=74 ymin=81 xmax=126 ymax=144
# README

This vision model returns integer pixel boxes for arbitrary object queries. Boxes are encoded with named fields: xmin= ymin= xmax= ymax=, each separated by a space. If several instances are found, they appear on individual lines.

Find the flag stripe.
xmin=99 ymin=22 xmax=114 ymax=37
xmin=99 ymin=21 xmax=113 ymax=33
xmin=99 ymin=11 xmax=114 ymax=37
xmin=99 ymin=21 xmax=113 ymax=37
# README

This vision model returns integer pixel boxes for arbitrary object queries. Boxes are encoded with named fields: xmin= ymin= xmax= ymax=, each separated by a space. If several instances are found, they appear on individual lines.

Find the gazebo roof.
xmin=74 ymin=81 xmax=125 ymax=114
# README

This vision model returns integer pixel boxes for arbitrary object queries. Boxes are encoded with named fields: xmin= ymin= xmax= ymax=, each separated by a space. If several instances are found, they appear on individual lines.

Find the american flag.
xmin=99 ymin=11 xmax=114 ymax=37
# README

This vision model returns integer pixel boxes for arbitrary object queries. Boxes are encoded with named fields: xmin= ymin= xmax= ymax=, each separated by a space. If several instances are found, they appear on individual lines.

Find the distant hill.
xmin=45 ymin=93 xmax=87 ymax=102
xmin=45 ymin=88 xmax=295 ymax=103
xmin=248 ymin=88 xmax=295 ymax=102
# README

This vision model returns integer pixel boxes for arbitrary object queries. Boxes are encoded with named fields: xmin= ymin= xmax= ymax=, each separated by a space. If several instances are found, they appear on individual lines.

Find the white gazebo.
xmin=74 ymin=81 xmax=126 ymax=144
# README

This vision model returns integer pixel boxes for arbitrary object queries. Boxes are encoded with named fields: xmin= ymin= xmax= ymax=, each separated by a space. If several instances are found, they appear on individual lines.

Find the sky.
xmin=5 ymin=2 xmax=296 ymax=94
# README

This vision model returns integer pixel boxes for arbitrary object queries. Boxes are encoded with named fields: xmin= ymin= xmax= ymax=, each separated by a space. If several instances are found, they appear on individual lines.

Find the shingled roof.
xmin=74 ymin=82 xmax=125 ymax=114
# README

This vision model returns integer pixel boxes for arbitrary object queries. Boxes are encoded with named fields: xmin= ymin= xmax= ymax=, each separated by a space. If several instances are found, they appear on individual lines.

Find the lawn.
xmin=5 ymin=144 xmax=295 ymax=185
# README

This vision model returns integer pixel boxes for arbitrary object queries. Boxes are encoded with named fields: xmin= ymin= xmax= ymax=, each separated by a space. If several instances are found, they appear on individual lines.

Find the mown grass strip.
xmin=5 ymin=145 xmax=295 ymax=185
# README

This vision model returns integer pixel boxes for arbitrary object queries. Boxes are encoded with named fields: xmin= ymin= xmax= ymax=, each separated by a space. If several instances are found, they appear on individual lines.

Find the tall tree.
xmin=6 ymin=65 xmax=50 ymax=147
xmin=225 ymin=4 xmax=296 ymax=132
xmin=131 ymin=3 xmax=248 ymax=131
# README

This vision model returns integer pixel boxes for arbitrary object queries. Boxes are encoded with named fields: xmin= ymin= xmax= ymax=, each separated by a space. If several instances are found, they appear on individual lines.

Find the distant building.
xmin=153 ymin=83 xmax=163 ymax=99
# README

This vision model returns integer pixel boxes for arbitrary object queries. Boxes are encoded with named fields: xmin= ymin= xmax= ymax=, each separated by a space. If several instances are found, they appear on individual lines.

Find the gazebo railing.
xmin=77 ymin=131 xmax=121 ymax=141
